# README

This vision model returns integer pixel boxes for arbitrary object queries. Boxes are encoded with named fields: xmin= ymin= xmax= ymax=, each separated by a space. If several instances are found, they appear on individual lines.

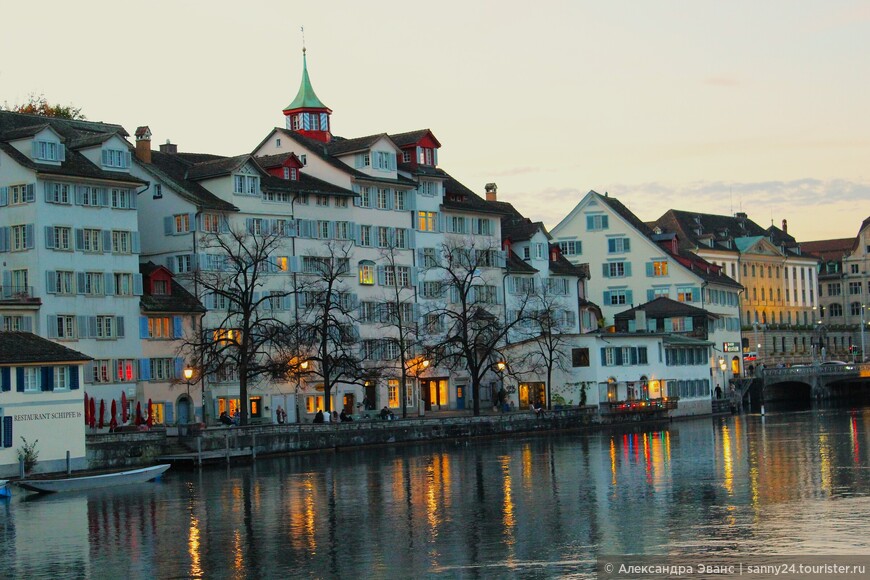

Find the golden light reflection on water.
xmin=609 ymin=438 xmax=617 ymax=487
xmin=187 ymin=515 xmax=202 ymax=579
xmin=295 ymin=476 xmax=317 ymax=552
xmin=425 ymin=460 xmax=441 ymax=534
xmin=500 ymin=455 xmax=516 ymax=550
xmin=721 ymin=424 xmax=734 ymax=495
xmin=232 ymin=529 xmax=243 ymax=572
xmin=818 ymin=432 xmax=832 ymax=494
xmin=521 ymin=445 xmax=533 ymax=492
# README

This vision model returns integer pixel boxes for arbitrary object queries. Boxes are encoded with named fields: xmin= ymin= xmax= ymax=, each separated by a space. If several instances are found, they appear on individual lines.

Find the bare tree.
xmin=509 ymin=279 xmax=575 ymax=409
xmin=290 ymin=241 xmax=369 ymax=414
xmin=422 ymin=237 xmax=533 ymax=416
xmin=373 ymin=241 xmax=420 ymax=418
xmin=190 ymin=223 xmax=296 ymax=426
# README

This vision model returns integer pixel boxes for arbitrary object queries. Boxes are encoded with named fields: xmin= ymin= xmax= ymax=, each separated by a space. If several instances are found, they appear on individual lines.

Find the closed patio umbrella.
xmin=84 ymin=393 xmax=90 ymax=425
xmin=135 ymin=401 xmax=143 ymax=426
xmin=147 ymin=399 xmax=154 ymax=428
xmin=98 ymin=399 xmax=105 ymax=429
xmin=110 ymin=399 xmax=118 ymax=431
xmin=89 ymin=397 xmax=96 ymax=429
xmin=121 ymin=391 xmax=128 ymax=423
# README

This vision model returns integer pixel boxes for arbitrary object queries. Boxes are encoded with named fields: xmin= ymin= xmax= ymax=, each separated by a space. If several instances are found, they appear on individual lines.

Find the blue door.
xmin=456 ymin=385 xmax=465 ymax=410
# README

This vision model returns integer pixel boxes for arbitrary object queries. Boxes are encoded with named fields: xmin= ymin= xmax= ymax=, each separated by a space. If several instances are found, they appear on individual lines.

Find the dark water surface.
xmin=2 ymin=405 xmax=870 ymax=579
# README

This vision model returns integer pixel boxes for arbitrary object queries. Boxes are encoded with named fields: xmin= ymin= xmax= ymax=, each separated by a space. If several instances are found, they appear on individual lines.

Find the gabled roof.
xmin=255 ymin=152 xmax=301 ymax=169
xmin=0 ymin=111 xmax=129 ymax=139
xmin=143 ymin=151 xmax=239 ymax=212
xmin=388 ymin=129 xmax=441 ymax=149
xmin=442 ymin=174 xmax=505 ymax=215
xmin=655 ymin=209 xmax=770 ymax=254
xmin=0 ymin=122 xmax=52 ymax=141
xmin=597 ymin=192 xmax=656 ymax=238
xmin=0 ymin=141 xmax=145 ymax=185
xmin=185 ymin=154 xmax=254 ymax=181
xmin=327 ymin=133 xmax=391 ymax=156
xmin=614 ymin=297 xmax=715 ymax=321
xmin=139 ymin=262 xmax=206 ymax=314
xmin=283 ymin=51 xmax=330 ymax=112
xmin=733 ymin=235 xmax=765 ymax=253
xmin=0 ymin=332 xmax=92 ymax=365
xmin=68 ymin=132 xmax=115 ymax=150
xmin=505 ymin=250 xmax=538 ymax=273
xmin=550 ymin=255 xmax=588 ymax=278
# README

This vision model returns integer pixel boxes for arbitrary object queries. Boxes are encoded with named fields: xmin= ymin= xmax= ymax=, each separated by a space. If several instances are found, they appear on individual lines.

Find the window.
xmin=359 ymin=225 xmax=372 ymax=247
xmin=509 ymin=276 xmax=535 ymax=295
xmin=174 ymin=255 xmax=193 ymax=273
xmin=317 ymin=195 xmax=330 ymax=206
xmin=403 ymin=151 xmax=411 ymax=163
xmin=421 ymin=247 xmax=438 ymax=268
xmin=56 ymin=315 xmax=75 ymax=339
xmin=606 ymin=262 xmax=626 ymax=278
xmin=102 ymin=149 xmax=129 ymax=168
xmin=198 ymin=214 xmax=219 ymax=233
xmin=677 ymin=287 xmax=696 ymax=302
xmin=557 ymin=241 xmax=581 ymax=256
xmin=418 ymin=211 xmax=437 ymax=232
xmin=114 ymin=273 xmax=134 ymax=296
xmin=116 ymin=359 xmax=135 ymax=382
xmin=111 ymin=230 xmax=132 ymax=254
xmin=377 ymin=188 xmax=390 ymax=209
xmin=2 ymin=315 xmax=29 ymax=331
xmin=396 ymin=266 xmax=411 ymax=287
xmin=546 ymin=278 xmax=569 ymax=295
xmin=50 ymin=226 xmax=72 ymax=251
xmin=96 ymin=315 xmax=116 ymax=339
xmin=153 ymin=184 xmax=163 ymax=199
xmin=571 ymin=348 xmax=590 ymax=367
xmin=830 ymin=303 xmax=843 ymax=317
xmin=148 ymin=317 xmax=172 ymax=339
xmin=45 ymin=182 xmax=71 ymax=204
xmin=23 ymin=367 xmax=40 ymax=392
xmin=11 ymin=224 xmax=31 ymax=251
xmin=34 ymin=140 xmax=62 ymax=161
xmin=359 ymin=261 xmax=375 ymax=285
xmin=395 ymin=228 xmax=408 ymax=249
xmin=383 ymin=266 xmax=396 ymax=287
xmin=9 ymin=184 xmax=34 ymax=205
xmin=651 ymin=261 xmax=668 ymax=277
xmin=607 ymin=238 xmax=631 ymax=253
xmin=317 ymin=220 xmax=330 ymax=239
xmin=152 ymin=279 xmax=168 ymax=295
xmin=608 ymin=289 xmax=629 ymax=305
xmin=110 ymin=189 xmax=132 ymax=208
xmin=359 ymin=302 xmax=377 ymax=323
xmin=54 ymin=366 xmax=70 ymax=390
xmin=450 ymin=216 xmax=467 ymax=234
xmin=55 ymin=271 xmax=75 ymax=295
xmin=357 ymin=187 xmax=371 ymax=208
xmin=851 ymin=302 xmax=862 ymax=316
xmin=421 ymin=281 xmax=442 ymax=299
xmin=93 ymin=360 xmax=111 ymax=383
xmin=394 ymin=190 xmax=405 ymax=210
xmin=377 ymin=227 xmax=390 ymax=248
xmin=375 ymin=151 xmax=395 ymax=171
xmin=150 ymin=358 xmax=176 ymax=380
xmin=233 ymin=174 xmax=260 ymax=195
xmin=306 ymin=396 xmax=324 ymax=414
xmin=388 ymin=380 xmax=400 ymax=408
xmin=474 ymin=285 xmax=497 ymax=304
xmin=174 ymin=214 xmax=190 ymax=234
xmin=334 ymin=221 xmax=350 ymax=240
xmin=586 ymin=214 xmax=609 ymax=231
xmin=82 ymin=272 xmax=104 ymax=295
xmin=80 ymin=228 xmax=102 ymax=252
xmin=849 ymin=282 xmax=862 ymax=295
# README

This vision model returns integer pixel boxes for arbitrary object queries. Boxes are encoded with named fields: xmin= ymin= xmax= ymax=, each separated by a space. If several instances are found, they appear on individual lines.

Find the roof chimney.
xmin=134 ymin=126 xmax=152 ymax=164
xmin=782 ymin=219 xmax=788 ymax=234
xmin=485 ymin=182 xmax=498 ymax=202
xmin=159 ymin=139 xmax=177 ymax=154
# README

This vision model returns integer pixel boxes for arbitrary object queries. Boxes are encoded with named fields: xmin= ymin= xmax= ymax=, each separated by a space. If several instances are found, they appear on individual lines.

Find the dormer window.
xmin=33 ymin=140 xmax=64 ymax=162
xmin=419 ymin=147 xmax=435 ymax=166
xmin=403 ymin=151 xmax=411 ymax=163
xmin=283 ymin=167 xmax=298 ymax=181
xmin=276 ymin=138 xmax=282 ymax=147
xmin=151 ymin=279 xmax=169 ymax=295
xmin=102 ymin=148 xmax=130 ymax=169
xmin=374 ymin=151 xmax=396 ymax=171
xmin=299 ymin=154 xmax=307 ymax=166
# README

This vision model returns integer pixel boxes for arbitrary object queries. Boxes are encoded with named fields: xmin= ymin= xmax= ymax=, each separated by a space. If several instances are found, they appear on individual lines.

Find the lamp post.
xmin=718 ymin=356 xmax=727 ymax=399
xmin=410 ymin=357 xmax=430 ymax=416
xmin=183 ymin=365 xmax=194 ymax=423
xmin=861 ymin=304 xmax=867 ymax=363
xmin=293 ymin=359 xmax=309 ymax=423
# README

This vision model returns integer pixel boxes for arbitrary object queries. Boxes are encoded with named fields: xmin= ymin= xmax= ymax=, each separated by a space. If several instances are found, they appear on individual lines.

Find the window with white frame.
xmin=102 ymin=149 xmax=128 ymax=168
xmin=609 ymin=289 xmax=629 ymax=305
xmin=45 ymin=182 xmax=71 ymax=204
xmin=114 ymin=273 xmax=133 ymax=296
xmin=418 ymin=211 xmax=437 ymax=232
xmin=54 ymin=366 xmax=70 ymax=390
xmin=388 ymin=379 xmax=400 ymax=407
xmin=150 ymin=358 xmax=175 ymax=380
xmin=23 ymin=367 xmax=40 ymax=392
xmin=335 ymin=196 xmax=348 ymax=208
xmin=51 ymin=226 xmax=71 ymax=251
xmin=110 ymin=188 xmax=132 ymax=208
xmin=395 ymin=266 xmax=411 ymax=287
xmin=586 ymin=214 xmax=609 ymax=231
xmin=11 ymin=225 xmax=30 ymax=251
xmin=359 ymin=225 xmax=372 ymax=247
xmin=149 ymin=317 xmax=172 ymax=339
xmin=359 ymin=261 xmax=375 ymax=285
xmin=395 ymin=228 xmax=407 ymax=249
xmin=55 ymin=271 xmax=75 ymax=294
xmin=383 ymin=266 xmax=396 ymax=286
xmin=394 ymin=190 xmax=405 ymax=210
xmin=557 ymin=240 xmax=581 ymax=256
xmin=421 ymin=281 xmax=442 ymax=299
xmin=174 ymin=214 xmax=190 ymax=234
xmin=607 ymin=237 xmax=631 ymax=253
xmin=9 ymin=184 xmax=33 ymax=205
xmin=233 ymin=175 xmax=259 ymax=195
xmin=80 ymin=186 xmax=100 ymax=206
xmin=153 ymin=184 xmax=162 ymax=199
xmin=111 ymin=230 xmax=131 ymax=254
xmin=96 ymin=315 xmax=115 ymax=339
xmin=92 ymin=360 xmax=111 ymax=383
xmin=357 ymin=186 xmax=371 ymax=208
xmin=82 ymin=228 xmax=102 ymax=252
xmin=116 ymin=359 xmax=135 ymax=382
xmin=83 ymin=272 xmax=104 ymax=295
xmin=56 ymin=315 xmax=75 ymax=339
xmin=421 ymin=247 xmax=438 ymax=268
xmin=377 ymin=188 xmax=390 ymax=209
xmin=606 ymin=262 xmax=626 ymax=278
xmin=317 ymin=195 xmax=330 ymax=206
xmin=450 ymin=216 xmax=467 ymax=234
xmin=377 ymin=227 xmax=390 ymax=248
xmin=334 ymin=221 xmax=350 ymax=240
xmin=35 ymin=140 xmax=62 ymax=161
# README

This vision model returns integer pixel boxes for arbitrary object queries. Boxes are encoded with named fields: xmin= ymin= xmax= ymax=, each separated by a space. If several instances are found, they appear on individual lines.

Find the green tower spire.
xmin=284 ymin=49 xmax=329 ymax=112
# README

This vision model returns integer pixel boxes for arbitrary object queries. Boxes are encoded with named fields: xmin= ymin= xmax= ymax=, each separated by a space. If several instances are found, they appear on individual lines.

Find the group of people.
xmin=219 ymin=409 xmax=240 ymax=426
xmin=312 ymin=409 xmax=355 ymax=423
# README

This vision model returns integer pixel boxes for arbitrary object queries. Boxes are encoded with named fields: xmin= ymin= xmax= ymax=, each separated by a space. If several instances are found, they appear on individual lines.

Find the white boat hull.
xmin=16 ymin=464 xmax=170 ymax=494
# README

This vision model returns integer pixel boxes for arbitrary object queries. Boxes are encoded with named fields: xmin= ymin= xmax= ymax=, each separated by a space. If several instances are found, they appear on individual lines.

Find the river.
xmin=2 ymin=403 xmax=870 ymax=579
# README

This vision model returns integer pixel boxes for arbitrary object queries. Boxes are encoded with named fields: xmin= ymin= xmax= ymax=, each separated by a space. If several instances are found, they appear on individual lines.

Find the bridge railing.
xmin=761 ymin=363 xmax=870 ymax=379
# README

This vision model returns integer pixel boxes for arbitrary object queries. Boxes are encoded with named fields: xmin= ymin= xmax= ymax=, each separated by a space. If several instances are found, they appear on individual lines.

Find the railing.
xmin=599 ymin=398 xmax=679 ymax=414
xmin=762 ymin=363 xmax=870 ymax=378
xmin=0 ymin=285 xmax=36 ymax=301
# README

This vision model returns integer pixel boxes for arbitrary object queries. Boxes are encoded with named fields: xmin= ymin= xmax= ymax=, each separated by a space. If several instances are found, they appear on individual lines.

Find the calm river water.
xmin=2 ymin=404 xmax=870 ymax=579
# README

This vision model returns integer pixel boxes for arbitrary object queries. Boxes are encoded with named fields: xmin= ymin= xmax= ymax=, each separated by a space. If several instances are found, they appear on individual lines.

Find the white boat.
xmin=16 ymin=464 xmax=170 ymax=494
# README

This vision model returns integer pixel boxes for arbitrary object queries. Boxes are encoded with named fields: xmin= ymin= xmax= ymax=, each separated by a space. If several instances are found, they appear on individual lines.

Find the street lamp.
xmin=291 ymin=359 xmax=309 ymax=423
xmin=183 ymin=365 xmax=195 ymax=423
xmin=718 ymin=356 xmax=726 ymax=399
xmin=861 ymin=304 xmax=867 ymax=364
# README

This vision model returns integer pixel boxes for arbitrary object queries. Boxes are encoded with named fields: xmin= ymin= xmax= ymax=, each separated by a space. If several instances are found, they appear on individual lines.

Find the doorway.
xmin=731 ymin=356 xmax=741 ymax=377
xmin=176 ymin=395 xmax=192 ymax=424
xmin=456 ymin=385 xmax=465 ymax=410
xmin=343 ymin=393 xmax=355 ymax=414
xmin=518 ymin=382 xmax=545 ymax=409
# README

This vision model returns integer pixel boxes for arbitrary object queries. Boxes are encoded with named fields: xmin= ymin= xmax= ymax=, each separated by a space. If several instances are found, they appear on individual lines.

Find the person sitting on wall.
xmin=313 ymin=410 xmax=324 ymax=424
xmin=533 ymin=400 xmax=544 ymax=418
xmin=219 ymin=411 xmax=233 ymax=426
xmin=339 ymin=409 xmax=353 ymax=422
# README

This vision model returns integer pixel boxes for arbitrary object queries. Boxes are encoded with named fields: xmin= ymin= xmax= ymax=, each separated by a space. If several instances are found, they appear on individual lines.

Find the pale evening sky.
xmin=2 ymin=0 xmax=868 ymax=241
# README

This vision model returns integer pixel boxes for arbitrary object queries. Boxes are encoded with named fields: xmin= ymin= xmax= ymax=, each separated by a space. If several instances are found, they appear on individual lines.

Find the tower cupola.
xmin=282 ymin=48 xmax=332 ymax=143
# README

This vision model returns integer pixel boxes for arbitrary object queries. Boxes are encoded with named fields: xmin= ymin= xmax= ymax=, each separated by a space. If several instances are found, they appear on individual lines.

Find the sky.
xmin=2 ymin=0 xmax=868 ymax=241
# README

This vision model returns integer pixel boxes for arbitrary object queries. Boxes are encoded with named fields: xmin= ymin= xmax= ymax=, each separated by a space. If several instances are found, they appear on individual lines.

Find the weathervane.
xmin=301 ymin=25 xmax=306 ymax=54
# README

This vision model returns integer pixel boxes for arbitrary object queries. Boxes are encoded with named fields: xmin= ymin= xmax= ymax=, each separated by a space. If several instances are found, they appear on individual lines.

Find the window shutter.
xmin=73 ymin=185 xmax=83 ymax=205
xmin=41 ymin=366 xmax=54 ymax=391
xmin=104 ymin=272 xmax=115 ymax=295
xmin=76 ymin=272 xmax=86 ymax=294
xmin=46 ymin=271 xmax=57 ymax=293
xmin=24 ymin=224 xmax=34 ymax=249
xmin=2 ymin=416 xmax=12 ymax=448
xmin=646 ymin=262 xmax=654 ymax=277
xmin=1 ymin=367 xmax=10 ymax=392
xmin=601 ymin=263 xmax=609 ymax=278
xmin=607 ymin=239 xmax=615 ymax=253
xmin=88 ymin=316 xmax=98 ymax=338
xmin=600 ymin=348 xmax=608 ymax=366
xmin=691 ymin=287 xmax=700 ymax=302
xmin=46 ymin=315 xmax=58 ymax=338
xmin=615 ymin=349 xmax=623 ymax=366
xmin=664 ymin=318 xmax=674 ymax=332
xmin=77 ymin=315 xmax=88 ymax=338
xmin=139 ymin=359 xmax=152 ymax=381
xmin=355 ymin=153 xmax=364 ymax=168
xmin=0 ymin=227 xmax=7 ymax=252
xmin=132 ymin=232 xmax=140 ymax=253
xmin=45 ymin=226 xmax=55 ymax=249
xmin=102 ymin=149 xmax=109 ymax=165
xmin=164 ymin=216 xmax=174 ymax=236
xmin=103 ymin=230 xmax=112 ymax=253
xmin=83 ymin=361 xmax=94 ymax=384
xmin=603 ymin=290 xmax=611 ymax=304
xmin=133 ymin=274 xmax=144 ymax=296
xmin=58 ymin=145 xmax=66 ymax=162
xmin=0 ymin=186 xmax=7 ymax=206
xmin=75 ymin=228 xmax=84 ymax=250
xmin=173 ymin=316 xmax=183 ymax=339
xmin=125 ymin=151 xmax=132 ymax=168
xmin=139 ymin=316 xmax=150 ymax=339
xmin=377 ymin=266 xmax=385 ymax=286
xmin=602 ymin=215 xmax=609 ymax=228
xmin=647 ymin=289 xmax=655 ymax=302
xmin=685 ymin=317 xmax=694 ymax=331
xmin=44 ymin=182 xmax=53 ymax=203
xmin=97 ymin=188 xmax=108 ymax=207
xmin=116 ymin=316 xmax=125 ymax=338
xmin=165 ymin=402 xmax=174 ymax=424
xmin=625 ymin=290 xmax=633 ymax=304
xmin=174 ymin=358 xmax=184 ymax=379
xmin=624 ymin=263 xmax=632 ymax=277
xmin=586 ymin=215 xmax=595 ymax=230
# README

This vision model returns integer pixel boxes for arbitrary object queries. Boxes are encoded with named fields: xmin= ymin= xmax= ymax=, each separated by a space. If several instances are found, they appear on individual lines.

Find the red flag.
xmin=110 ymin=399 xmax=118 ymax=431
xmin=147 ymin=399 xmax=154 ymax=428
xmin=121 ymin=391 xmax=128 ymax=423
xmin=135 ymin=402 xmax=143 ymax=426
xmin=98 ymin=399 xmax=105 ymax=429
xmin=89 ymin=398 xmax=96 ymax=429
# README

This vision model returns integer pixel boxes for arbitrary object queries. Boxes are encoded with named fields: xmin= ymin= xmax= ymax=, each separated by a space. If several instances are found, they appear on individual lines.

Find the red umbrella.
xmin=121 ymin=391 xmax=128 ymax=423
xmin=88 ymin=398 xmax=96 ymax=429
xmin=84 ymin=393 xmax=90 ymax=425
xmin=135 ymin=402 xmax=143 ymax=426
xmin=98 ymin=399 xmax=105 ymax=429
xmin=147 ymin=399 xmax=154 ymax=428
xmin=110 ymin=399 xmax=118 ymax=431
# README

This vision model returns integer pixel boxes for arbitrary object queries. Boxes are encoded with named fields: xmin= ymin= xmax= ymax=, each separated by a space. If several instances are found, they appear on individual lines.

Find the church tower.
xmin=282 ymin=48 xmax=332 ymax=143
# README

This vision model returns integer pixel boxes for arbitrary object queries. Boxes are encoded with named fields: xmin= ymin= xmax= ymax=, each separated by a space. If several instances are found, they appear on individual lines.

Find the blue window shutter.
xmin=646 ymin=262 xmax=654 ymax=277
xmin=1 ymin=367 xmax=10 ymax=391
xmin=125 ymin=151 xmax=132 ymax=169
xmin=615 ymin=349 xmax=623 ymax=366
xmin=685 ymin=317 xmax=694 ymax=331
xmin=602 ymin=215 xmax=609 ymax=229
xmin=132 ymin=232 xmax=140 ymax=253
xmin=377 ymin=266 xmax=385 ymax=286
xmin=45 ymin=226 xmax=55 ymax=249
xmin=139 ymin=359 xmax=152 ymax=381
xmin=104 ymin=272 xmax=115 ymax=295
xmin=664 ymin=318 xmax=674 ymax=332
xmin=647 ymin=289 xmax=654 ymax=302
xmin=0 ymin=227 xmax=8 ymax=252
xmin=24 ymin=224 xmax=34 ymax=249
xmin=603 ymin=290 xmax=611 ymax=304
xmin=624 ymin=263 xmax=632 ymax=277
xmin=76 ymin=272 xmax=86 ymax=294
xmin=0 ymin=186 xmax=7 ymax=206
xmin=102 ymin=230 xmax=112 ymax=253
xmin=625 ymin=290 xmax=633 ymax=304
xmin=25 ymin=184 xmax=35 ymax=203
xmin=102 ymin=149 xmax=109 ymax=165
xmin=16 ymin=368 xmax=24 ymax=392
xmin=41 ymin=366 xmax=53 ymax=391
xmin=116 ymin=316 xmax=125 ymax=338
xmin=133 ymin=274 xmax=144 ymax=296
xmin=46 ymin=315 xmax=58 ymax=338
xmin=75 ymin=228 xmax=84 ymax=250
xmin=173 ymin=316 xmax=183 ymax=339
xmin=608 ymin=239 xmax=615 ymax=253
xmin=600 ymin=348 xmax=607 ymax=366
xmin=601 ymin=263 xmax=609 ymax=278
xmin=58 ymin=145 xmax=66 ymax=162
xmin=586 ymin=215 xmax=594 ymax=230
xmin=69 ymin=366 xmax=79 ymax=390
xmin=691 ymin=287 xmax=700 ymax=302
xmin=624 ymin=239 xmax=630 ymax=251
xmin=3 ymin=416 xmax=12 ymax=448
xmin=164 ymin=216 xmax=173 ymax=235
xmin=46 ymin=271 xmax=57 ymax=293
xmin=174 ymin=358 xmax=183 ymax=379
xmin=88 ymin=316 xmax=98 ymax=338
xmin=320 ymin=112 xmax=328 ymax=130
xmin=165 ymin=402 xmax=174 ymax=424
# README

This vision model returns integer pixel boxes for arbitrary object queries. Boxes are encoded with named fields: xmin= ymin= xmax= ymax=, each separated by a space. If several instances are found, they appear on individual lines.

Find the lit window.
xmin=359 ymin=261 xmax=375 ymax=285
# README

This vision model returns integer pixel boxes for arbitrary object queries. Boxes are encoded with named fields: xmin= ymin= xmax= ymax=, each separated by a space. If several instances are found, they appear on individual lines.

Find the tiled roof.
xmin=185 ymin=154 xmax=250 ymax=180
xmin=502 ymin=217 xmax=546 ymax=243
xmin=0 ymin=123 xmax=51 ymax=141
xmin=654 ymin=209 xmax=769 ymax=253
xmin=326 ymin=133 xmax=387 ymax=156
xmin=614 ymin=297 xmax=714 ymax=320
xmin=0 ymin=332 xmax=92 ymax=365
xmin=0 ymin=141 xmax=145 ymax=185
xmin=397 ymin=162 xmax=448 ymax=178
xmin=68 ymin=133 xmax=115 ymax=150
xmin=596 ymin=192 xmax=656 ymax=238
xmin=442 ymin=174 xmax=505 ymax=215
xmin=672 ymin=250 xmax=743 ymax=289
xmin=388 ymin=129 xmax=441 ymax=148
xmin=145 ymin=151 xmax=239 ymax=212
xmin=139 ymin=262 xmax=205 ymax=314
xmin=549 ymin=255 xmax=588 ymax=278
xmin=254 ymin=152 xmax=297 ymax=168
xmin=260 ymin=172 xmax=355 ymax=196
xmin=0 ymin=111 xmax=129 ymax=139
xmin=505 ymin=250 xmax=538 ymax=273
xmin=800 ymin=238 xmax=855 ymax=262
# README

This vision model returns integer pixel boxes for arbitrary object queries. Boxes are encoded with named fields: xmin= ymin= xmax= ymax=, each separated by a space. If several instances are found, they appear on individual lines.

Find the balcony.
xmin=0 ymin=286 xmax=41 ymax=306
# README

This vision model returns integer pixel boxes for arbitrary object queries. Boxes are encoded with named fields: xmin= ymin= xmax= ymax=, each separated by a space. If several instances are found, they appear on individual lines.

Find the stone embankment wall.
xmin=86 ymin=429 xmax=167 ymax=469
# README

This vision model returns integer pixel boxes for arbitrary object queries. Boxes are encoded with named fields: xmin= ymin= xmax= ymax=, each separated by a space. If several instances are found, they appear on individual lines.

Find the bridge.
xmin=736 ymin=363 xmax=870 ymax=403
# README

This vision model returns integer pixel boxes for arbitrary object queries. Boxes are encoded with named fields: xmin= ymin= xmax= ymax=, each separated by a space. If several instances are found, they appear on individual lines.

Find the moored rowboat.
xmin=0 ymin=480 xmax=10 ymax=498
xmin=16 ymin=464 xmax=170 ymax=494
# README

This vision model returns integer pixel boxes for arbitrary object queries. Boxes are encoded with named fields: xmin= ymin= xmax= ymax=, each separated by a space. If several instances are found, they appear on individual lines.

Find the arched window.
xmin=358 ymin=260 xmax=375 ymax=285
xmin=743 ymin=263 xmax=748 ymax=277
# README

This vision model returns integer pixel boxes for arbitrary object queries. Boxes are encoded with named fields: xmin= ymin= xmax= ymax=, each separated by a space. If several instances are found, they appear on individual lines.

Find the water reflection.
xmin=2 ymin=406 xmax=870 ymax=578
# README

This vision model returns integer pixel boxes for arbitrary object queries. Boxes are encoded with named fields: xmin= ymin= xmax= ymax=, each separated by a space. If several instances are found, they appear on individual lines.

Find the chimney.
xmin=159 ymin=139 xmax=177 ymax=154
xmin=550 ymin=245 xmax=560 ymax=262
xmin=485 ymin=182 xmax=498 ymax=202
xmin=782 ymin=219 xmax=788 ymax=234
xmin=134 ymin=126 xmax=152 ymax=164
xmin=735 ymin=212 xmax=747 ymax=219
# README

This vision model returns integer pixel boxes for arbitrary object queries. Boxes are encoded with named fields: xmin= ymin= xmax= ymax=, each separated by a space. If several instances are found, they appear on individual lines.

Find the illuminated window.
xmin=149 ymin=317 xmax=171 ymax=338
xmin=116 ymin=359 xmax=135 ymax=382
xmin=417 ymin=211 xmax=437 ymax=232
xmin=388 ymin=379 xmax=399 ymax=407
xmin=151 ymin=403 xmax=165 ymax=425
xmin=652 ymin=261 xmax=668 ymax=276
xmin=213 ymin=329 xmax=241 ymax=344
xmin=359 ymin=261 xmax=375 ymax=285
xmin=250 ymin=396 xmax=262 ymax=418
xmin=305 ymin=396 xmax=324 ymax=413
